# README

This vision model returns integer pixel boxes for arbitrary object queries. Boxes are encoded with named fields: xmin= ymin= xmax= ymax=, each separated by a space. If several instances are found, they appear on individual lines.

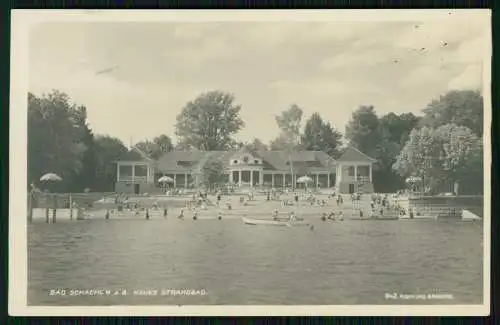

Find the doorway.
xmin=134 ymin=183 xmax=140 ymax=194
xmin=348 ymin=183 xmax=355 ymax=194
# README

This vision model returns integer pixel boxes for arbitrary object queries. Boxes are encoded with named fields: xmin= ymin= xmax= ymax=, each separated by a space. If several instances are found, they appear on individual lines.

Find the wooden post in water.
xmin=69 ymin=194 xmax=73 ymax=220
xmin=27 ymin=191 xmax=33 ymax=224
xmin=52 ymin=194 xmax=57 ymax=223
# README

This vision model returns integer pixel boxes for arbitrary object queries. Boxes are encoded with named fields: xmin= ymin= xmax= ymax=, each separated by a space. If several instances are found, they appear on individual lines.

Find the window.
xmin=348 ymin=166 xmax=355 ymax=176
xmin=254 ymin=159 xmax=259 ymax=164
xmin=243 ymin=156 xmax=249 ymax=163
xmin=233 ymin=160 xmax=238 ymax=164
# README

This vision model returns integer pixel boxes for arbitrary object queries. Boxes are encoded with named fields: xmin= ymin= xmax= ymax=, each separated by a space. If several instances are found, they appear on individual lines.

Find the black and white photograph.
xmin=9 ymin=10 xmax=491 ymax=316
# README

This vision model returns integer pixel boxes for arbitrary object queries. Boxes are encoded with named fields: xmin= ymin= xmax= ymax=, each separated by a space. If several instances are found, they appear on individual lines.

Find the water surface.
xmin=28 ymin=218 xmax=483 ymax=305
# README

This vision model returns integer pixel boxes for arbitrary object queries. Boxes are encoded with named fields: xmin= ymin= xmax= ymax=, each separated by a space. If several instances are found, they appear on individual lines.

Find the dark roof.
xmin=336 ymin=146 xmax=376 ymax=163
xmin=114 ymin=146 xmax=152 ymax=162
xmin=154 ymin=149 xmax=338 ymax=173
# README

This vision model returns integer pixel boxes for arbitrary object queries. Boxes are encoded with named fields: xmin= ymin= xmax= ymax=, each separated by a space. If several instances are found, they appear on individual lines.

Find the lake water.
xmin=28 ymin=218 xmax=484 ymax=305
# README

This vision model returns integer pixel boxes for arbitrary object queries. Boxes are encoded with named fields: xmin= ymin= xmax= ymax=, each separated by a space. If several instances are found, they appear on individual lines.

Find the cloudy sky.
xmin=28 ymin=11 xmax=490 ymax=147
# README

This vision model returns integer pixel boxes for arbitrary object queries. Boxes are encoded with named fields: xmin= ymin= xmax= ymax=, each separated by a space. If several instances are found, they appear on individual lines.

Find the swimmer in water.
xmin=273 ymin=209 xmax=279 ymax=220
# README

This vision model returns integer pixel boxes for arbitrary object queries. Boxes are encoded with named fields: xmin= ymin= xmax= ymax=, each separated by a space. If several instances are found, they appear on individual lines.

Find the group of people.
xmin=321 ymin=211 xmax=344 ymax=221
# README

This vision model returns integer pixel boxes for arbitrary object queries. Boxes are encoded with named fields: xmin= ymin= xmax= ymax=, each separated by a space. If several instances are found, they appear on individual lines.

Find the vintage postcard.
xmin=9 ymin=9 xmax=491 ymax=316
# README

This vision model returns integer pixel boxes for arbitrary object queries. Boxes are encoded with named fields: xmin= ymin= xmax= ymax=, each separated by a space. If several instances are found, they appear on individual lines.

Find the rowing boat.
xmin=242 ymin=216 xmax=309 ymax=227
xmin=348 ymin=216 xmax=399 ymax=221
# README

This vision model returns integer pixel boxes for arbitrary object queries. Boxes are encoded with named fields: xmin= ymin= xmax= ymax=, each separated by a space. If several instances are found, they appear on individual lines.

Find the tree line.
xmin=28 ymin=89 xmax=484 ymax=194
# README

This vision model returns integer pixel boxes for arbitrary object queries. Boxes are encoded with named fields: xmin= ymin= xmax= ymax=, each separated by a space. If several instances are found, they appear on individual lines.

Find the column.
xmin=369 ymin=164 xmax=372 ymax=182
xmin=184 ymin=173 xmax=188 ymax=188
xmin=336 ymin=164 xmax=342 ymax=187
xmin=239 ymin=170 xmax=242 ymax=186
xmin=117 ymin=164 xmax=121 ymax=181
xmin=259 ymin=170 xmax=264 ymax=185
xmin=354 ymin=165 xmax=358 ymax=192
xmin=250 ymin=170 xmax=254 ymax=187
xmin=327 ymin=173 xmax=330 ymax=188
xmin=316 ymin=173 xmax=319 ymax=188
xmin=173 ymin=173 xmax=177 ymax=188
xmin=229 ymin=170 xmax=233 ymax=183
xmin=283 ymin=173 xmax=286 ymax=187
xmin=132 ymin=163 xmax=135 ymax=182
xmin=271 ymin=174 xmax=275 ymax=188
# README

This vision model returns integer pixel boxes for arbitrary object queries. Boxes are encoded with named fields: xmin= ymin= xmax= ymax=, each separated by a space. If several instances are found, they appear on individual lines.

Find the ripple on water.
xmin=27 ymin=219 xmax=483 ymax=305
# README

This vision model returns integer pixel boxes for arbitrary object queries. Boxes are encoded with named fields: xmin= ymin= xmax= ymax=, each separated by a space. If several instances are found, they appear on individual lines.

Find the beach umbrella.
xmin=405 ymin=176 xmax=422 ymax=183
xmin=158 ymin=175 xmax=174 ymax=194
xmin=296 ymin=175 xmax=313 ymax=192
xmin=296 ymin=176 xmax=313 ymax=183
xmin=39 ymin=173 xmax=63 ymax=193
xmin=158 ymin=176 xmax=174 ymax=183
xmin=40 ymin=173 xmax=62 ymax=182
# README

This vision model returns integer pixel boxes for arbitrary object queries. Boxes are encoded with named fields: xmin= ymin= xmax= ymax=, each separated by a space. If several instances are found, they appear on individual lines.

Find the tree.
xmin=378 ymin=112 xmax=421 ymax=145
xmin=369 ymin=112 xmax=422 ymax=192
xmin=345 ymin=105 xmax=380 ymax=158
xmin=271 ymin=104 xmax=303 ymax=150
xmin=393 ymin=124 xmax=482 ymax=194
xmin=93 ymin=135 xmax=129 ymax=191
xmin=237 ymin=138 xmax=269 ymax=152
xmin=270 ymin=104 xmax=304 ymax=190
xmin=301 ymin=112 xmax=343 ymax=158
xmin=153 ymin=134 xmax=173 ymax=156
xmin=70 ymin=105 xmax=97 ymax=191
xmin=175 ymin=90 xmax=245 ymax=150
xmin=135 ymin=134 xmax=173 ymax=159
xmin=28 ymin=91 xmax=89 ymax=192
xmin=200 ymin=156 xmax=226 ymax=188
xmin=420 ymin=90 xmax=483 ymax=137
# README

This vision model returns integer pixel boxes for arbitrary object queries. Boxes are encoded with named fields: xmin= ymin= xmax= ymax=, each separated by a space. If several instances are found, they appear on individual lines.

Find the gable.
xmin=114 ymin=146 xmax=152 ymax=162
xmin=228 ymin=151 xmax=263 ymax=166
xmin=336 ymin=147 xmax=376 ymax=163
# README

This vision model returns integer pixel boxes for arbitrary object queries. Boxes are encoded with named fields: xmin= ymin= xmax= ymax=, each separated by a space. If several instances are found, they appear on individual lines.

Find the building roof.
xmin=114 ymin=146 xmax=153 ymax=162
xmin=153 ymin=149 xmax=338 ymax=173
xmin=336 ymin=146 xmax=376 ymax=163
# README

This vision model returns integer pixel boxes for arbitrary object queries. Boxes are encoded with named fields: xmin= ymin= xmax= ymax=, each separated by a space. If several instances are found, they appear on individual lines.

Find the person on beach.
xmin=178 ymin=209 xmax=184 ymax=219
xmin=216 ymin=191 xmax=221 ymax=206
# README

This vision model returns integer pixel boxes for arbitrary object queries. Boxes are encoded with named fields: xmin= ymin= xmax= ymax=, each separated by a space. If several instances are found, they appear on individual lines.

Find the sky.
xmin=28 ymin=12 xmax=490 ymax=147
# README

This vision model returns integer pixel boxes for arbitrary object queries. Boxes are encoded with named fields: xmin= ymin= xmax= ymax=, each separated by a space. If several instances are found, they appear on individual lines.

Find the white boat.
xmin=462 ymin=209 xmax=482 ymax=221
xmin=349 ymin=217 xmax=399 ymax=221
xmin=242 ymin=216 xmax=309 ymax=227
xmin=398 ymin=215 xmax=437 ymax=220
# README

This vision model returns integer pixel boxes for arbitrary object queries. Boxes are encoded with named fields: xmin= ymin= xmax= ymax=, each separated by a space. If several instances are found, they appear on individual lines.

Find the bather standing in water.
xmin=273 ymin=209 xmax=279 ymax=220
